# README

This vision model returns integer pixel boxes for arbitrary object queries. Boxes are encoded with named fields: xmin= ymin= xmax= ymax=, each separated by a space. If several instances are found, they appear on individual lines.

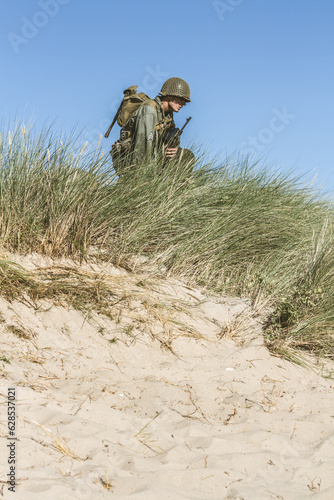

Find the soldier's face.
xmin=167 ymin=96 xmax=187 ymax=113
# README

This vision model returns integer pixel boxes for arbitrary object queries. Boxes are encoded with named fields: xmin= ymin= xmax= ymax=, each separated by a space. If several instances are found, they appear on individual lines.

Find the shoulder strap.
xmin=150 ymin=98 xmax=173 ymax=131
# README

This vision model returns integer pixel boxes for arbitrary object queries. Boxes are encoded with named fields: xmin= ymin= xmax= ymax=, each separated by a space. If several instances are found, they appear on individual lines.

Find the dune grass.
xmin=1 ymin=123 xmax=334 ymax=362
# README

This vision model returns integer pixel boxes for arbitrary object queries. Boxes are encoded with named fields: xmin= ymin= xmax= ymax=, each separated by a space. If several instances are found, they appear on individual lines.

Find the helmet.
xmin=159 ymin=77 xmax=191 ymax=102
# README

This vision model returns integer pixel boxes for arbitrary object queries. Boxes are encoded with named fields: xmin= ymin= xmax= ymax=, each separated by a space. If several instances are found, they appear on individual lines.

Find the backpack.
xmin=104 ymin=85 xmax=151 ymax=138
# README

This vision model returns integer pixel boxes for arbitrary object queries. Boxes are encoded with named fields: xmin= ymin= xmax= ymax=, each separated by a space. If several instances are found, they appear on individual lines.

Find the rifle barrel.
xmin=180 ymin=117 xmax=192 ymax=134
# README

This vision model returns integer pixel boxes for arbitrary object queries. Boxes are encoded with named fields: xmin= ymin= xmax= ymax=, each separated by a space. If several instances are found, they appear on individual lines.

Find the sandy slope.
xmin=0 ymin=255 xmax=334 ymax=499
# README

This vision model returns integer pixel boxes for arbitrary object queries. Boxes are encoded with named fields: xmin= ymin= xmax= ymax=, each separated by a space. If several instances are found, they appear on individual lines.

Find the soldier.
xmin=111 ymin=77 xmax=195 ymax=176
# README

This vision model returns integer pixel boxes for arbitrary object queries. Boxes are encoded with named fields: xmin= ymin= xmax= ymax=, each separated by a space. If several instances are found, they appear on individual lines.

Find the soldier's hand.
xmin=165 ymin=147 xmax=178 ymax=160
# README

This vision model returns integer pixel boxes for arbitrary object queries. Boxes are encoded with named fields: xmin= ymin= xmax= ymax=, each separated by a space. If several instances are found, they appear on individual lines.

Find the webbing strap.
xmin=124 ymin=97 xmax=172 ymax=135
xmin=155 ymin=116 xmax=173 ymax=131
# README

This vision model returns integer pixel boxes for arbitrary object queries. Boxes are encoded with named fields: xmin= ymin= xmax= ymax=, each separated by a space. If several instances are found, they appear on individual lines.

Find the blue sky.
xmin=1 ymin=0 xmax=333 ymax=194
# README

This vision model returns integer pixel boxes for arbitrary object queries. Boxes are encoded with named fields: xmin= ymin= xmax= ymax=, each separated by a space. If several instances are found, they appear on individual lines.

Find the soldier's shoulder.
xmin=142 ymin=98 xmax=160 ymax=110
xmin=135 ymin=99 xmax=159 ymax=116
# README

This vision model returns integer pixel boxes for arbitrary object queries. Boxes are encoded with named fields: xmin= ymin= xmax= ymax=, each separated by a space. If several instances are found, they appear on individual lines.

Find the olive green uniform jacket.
xmin=126 ymin=96 xmax=174 ymax=165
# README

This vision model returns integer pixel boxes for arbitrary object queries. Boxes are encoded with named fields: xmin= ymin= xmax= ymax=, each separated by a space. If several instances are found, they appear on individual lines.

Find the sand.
xmin=1 ymin=254 xmax=334 ymax=499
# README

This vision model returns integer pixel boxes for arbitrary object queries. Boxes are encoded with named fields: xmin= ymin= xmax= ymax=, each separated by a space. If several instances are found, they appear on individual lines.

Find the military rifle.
xmin=162 ymin=117 xmax=192 ymax=149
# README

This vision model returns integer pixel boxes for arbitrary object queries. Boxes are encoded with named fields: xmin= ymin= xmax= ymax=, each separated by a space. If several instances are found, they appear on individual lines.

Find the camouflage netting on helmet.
xmin=159 ymin=77 xmax=191 ymax=102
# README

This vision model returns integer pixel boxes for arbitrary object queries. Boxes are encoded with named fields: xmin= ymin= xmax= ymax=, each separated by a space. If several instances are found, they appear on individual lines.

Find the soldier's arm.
xmin=131 ymin=105 xmax=157 ymax=163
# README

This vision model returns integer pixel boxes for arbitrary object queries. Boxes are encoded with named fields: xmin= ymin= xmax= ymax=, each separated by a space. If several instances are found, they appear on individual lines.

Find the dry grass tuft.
xmin=0 ymin=258 xmax=201 ymax=349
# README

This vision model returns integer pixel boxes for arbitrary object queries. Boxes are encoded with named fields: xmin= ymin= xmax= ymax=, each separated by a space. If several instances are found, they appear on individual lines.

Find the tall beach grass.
xmin=1 ymin=122 xmax=334 ymax=362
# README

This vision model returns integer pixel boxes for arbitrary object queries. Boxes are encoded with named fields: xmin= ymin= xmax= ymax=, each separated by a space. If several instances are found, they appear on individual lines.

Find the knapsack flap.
xmin=117 ymin=92 xmax=151 ymax=127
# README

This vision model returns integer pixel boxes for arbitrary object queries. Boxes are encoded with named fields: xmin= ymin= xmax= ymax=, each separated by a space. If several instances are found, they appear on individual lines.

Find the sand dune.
xmin=0 ymin=255 xmax=334 ymax=499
